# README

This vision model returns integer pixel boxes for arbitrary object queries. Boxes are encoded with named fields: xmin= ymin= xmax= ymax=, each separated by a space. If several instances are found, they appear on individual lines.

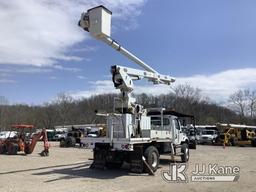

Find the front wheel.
xmin=189 ymin=140 xmax=197 ymax=149
xmin=143 ymin=146 xmax=159 ymax=172
xmin=251 ymin=139 xmax=256 ymax=147
xmin=181 ymin=143 xmax=189 ymax=163
xmin=230 ymin=137 xmax=238 ymax=146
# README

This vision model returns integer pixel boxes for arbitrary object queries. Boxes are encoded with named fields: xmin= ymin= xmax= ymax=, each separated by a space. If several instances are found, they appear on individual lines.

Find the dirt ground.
xmin=0 ymin=142 xmax=255 ymax=192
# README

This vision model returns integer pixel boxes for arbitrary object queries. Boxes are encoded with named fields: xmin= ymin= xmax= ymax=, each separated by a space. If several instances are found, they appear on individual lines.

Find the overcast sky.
xmin=0 ymin=0 xmax=256 ymax=105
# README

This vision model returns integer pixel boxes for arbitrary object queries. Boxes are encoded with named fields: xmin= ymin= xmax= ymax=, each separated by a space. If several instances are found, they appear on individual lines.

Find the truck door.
xmin=162 ymin=116 xmax=172 ymax=139
xmin=174 ymin=118 xmax=181 ymax=144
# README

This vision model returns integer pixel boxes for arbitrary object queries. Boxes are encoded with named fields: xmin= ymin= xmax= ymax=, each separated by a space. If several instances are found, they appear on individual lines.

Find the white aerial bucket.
xmin=79 ymin=5 xmax=112 ymax=39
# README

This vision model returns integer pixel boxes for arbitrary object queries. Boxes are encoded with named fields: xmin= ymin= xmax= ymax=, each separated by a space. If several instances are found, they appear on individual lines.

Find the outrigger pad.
xmin=142 ymin=156 xmax=154 ymax=176
xmin=39 ymin=150 xmax=49 ymax=157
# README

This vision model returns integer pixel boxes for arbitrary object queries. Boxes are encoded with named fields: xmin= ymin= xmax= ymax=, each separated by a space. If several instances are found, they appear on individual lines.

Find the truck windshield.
xmin=202 ymin=130 xmax=215 ymax=135
xmin=55 ymin=131 xmax=65 ymax=134
xmin=89 ymin=131 xmax=98 ymax=134
xmin=189 ymin=130 xmax=195 ymax=135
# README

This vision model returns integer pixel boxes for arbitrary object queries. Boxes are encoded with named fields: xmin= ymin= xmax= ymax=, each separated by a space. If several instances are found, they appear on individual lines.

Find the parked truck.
xmin=59 ymin=127 xmax=85 ymax=148
xmin=79 ymin=5 xmax=190 ymax=174
xmin=176 ymin=111 xmax=198 ymax=149
xmin=87 ymin=126 xmax=106 ymax=138
xmin=198 ymin=129 xmax=219 ymax=145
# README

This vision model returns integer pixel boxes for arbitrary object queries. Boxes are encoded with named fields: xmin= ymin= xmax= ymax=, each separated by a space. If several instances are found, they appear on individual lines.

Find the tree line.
xmin=0 ymin=85 xmax=255 ymax=131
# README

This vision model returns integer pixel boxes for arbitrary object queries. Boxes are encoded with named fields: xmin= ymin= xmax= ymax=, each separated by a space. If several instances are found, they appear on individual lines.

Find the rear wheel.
xmin=251 ymin=139 xmax=256 ymax=147
xmin=0 ymin=144 xmax=7 ymax=154
xmin=105 ymin=162 xmax=123 ymax=169
xmin=7 ymin=143 xmax=18 ymax=155
xmin=59 ymin=139 xmax=65 ymax=147
xmin=143 ymin=146 xmax=159 ymax=172
xmin=181 ymin=143 xmax=189 ymax=163
xmin=105 ymin=151 xmax=124 ymax=169
xmin=64 ymin=136 xmax=76 ymax=147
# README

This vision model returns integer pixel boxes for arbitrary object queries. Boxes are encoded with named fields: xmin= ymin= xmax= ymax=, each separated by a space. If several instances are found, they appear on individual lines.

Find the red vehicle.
xmin=0 ymin=124 xmax=49 ymax=156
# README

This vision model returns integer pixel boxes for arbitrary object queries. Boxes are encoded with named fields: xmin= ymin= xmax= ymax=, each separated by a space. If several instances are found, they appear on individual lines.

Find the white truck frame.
xmin=79 ymin=5 xmax=189 ymax=174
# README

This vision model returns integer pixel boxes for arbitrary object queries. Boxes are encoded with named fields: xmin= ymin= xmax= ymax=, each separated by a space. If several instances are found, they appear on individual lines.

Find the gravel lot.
xmin=0 ymin=142 xmax=255 ymax=192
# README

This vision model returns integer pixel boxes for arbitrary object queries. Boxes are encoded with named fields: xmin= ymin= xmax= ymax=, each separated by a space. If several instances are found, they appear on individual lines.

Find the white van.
xmin=0 ymin=131 xmax=17 ymax=139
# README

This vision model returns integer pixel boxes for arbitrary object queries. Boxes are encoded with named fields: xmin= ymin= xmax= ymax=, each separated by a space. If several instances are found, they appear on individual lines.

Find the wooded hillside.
xmin=0 ymin=85 xmax=255 ymax=130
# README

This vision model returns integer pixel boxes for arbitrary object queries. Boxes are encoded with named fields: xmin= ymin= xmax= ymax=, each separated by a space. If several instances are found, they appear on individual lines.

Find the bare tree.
xmin=244 ymin=89 xmax=256 ymax=118
xmin=39 ymin=103 xmax=58 ymax=129
xmin=0 ymin=96 xmax=9 ymax=130
xmin=229 ymin=90 xmax=247 ymax=117
xmin=174 ymin=83 xmax=202 ymax=103
xmin=54 ymin=93 xmax=74 ymax=125
xmin=229 ymin=89 xmax=256 ymax=119
xmin=173 ymin=83 xmax=203 ymax=113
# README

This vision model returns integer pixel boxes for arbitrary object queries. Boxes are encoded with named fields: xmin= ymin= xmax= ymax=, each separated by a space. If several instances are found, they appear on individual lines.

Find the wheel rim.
xmin=151 ymin=152 xmax=158 ymax=168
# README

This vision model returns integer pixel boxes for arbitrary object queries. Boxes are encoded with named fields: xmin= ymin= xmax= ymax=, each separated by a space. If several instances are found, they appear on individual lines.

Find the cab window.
xmin=151 ymin=116 xmax=170 ymax=130
xmin=174 ymin=119 xmax=180 ymax=130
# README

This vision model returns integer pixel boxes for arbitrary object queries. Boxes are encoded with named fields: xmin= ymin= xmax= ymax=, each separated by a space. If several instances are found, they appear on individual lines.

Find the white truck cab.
xmin=199 ymin=129 xmax=218 ymax=144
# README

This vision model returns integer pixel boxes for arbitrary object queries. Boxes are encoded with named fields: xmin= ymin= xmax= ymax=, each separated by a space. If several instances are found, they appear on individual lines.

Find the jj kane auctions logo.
xmin=162 ymin=163 xmax=240 ymax=183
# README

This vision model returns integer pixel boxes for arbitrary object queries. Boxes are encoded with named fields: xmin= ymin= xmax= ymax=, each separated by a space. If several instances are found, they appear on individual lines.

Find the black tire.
xmin=105 ymin=151 xmax=124 ymax=169
xmin=212 ymin=137 xmax=218 ymax=145
xmin=143 ymin=146 xmax=159 ymax=172
xmin=8 ymin=143 xmax=18 ymax=155
xmin=0 ymin=144 xmax=8 ymax=154
xmin=64 ymin=136 xmax=76 ymax=147
xmin=181 ymin=143 xmax=189 ymax=163
xmin=105 ymin=162 xmax=123 ymax=169
xmin=59 ymin=139 xmax=65 ymax=147
xmin=230 ymin=137 xmax=238 ymax=146
xmin=251 ymin=139 xmax=256 ymax=147
xmin=189 ymin=140 xmax=197 ymax=149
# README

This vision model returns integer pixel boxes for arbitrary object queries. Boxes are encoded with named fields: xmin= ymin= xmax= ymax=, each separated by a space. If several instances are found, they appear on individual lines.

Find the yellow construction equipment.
xmin=216 ymin=123 xmax=256 ymax=147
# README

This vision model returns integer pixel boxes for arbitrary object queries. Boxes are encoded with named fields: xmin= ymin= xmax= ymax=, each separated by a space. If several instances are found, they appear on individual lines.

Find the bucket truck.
xmin=79 ymin=5 xmax=189 ymax=174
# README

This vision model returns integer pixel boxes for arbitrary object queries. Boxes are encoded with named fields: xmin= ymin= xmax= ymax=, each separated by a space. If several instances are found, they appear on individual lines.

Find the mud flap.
xmin=130 ymin=145 xmax=144 ymax=173
xmin=91 ymin=148 xmax=107 ymax=169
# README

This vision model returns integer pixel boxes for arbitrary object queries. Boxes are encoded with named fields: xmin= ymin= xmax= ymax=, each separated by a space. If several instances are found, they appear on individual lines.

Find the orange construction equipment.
xmin=0 ymin=124 xmax=49 ymax=156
